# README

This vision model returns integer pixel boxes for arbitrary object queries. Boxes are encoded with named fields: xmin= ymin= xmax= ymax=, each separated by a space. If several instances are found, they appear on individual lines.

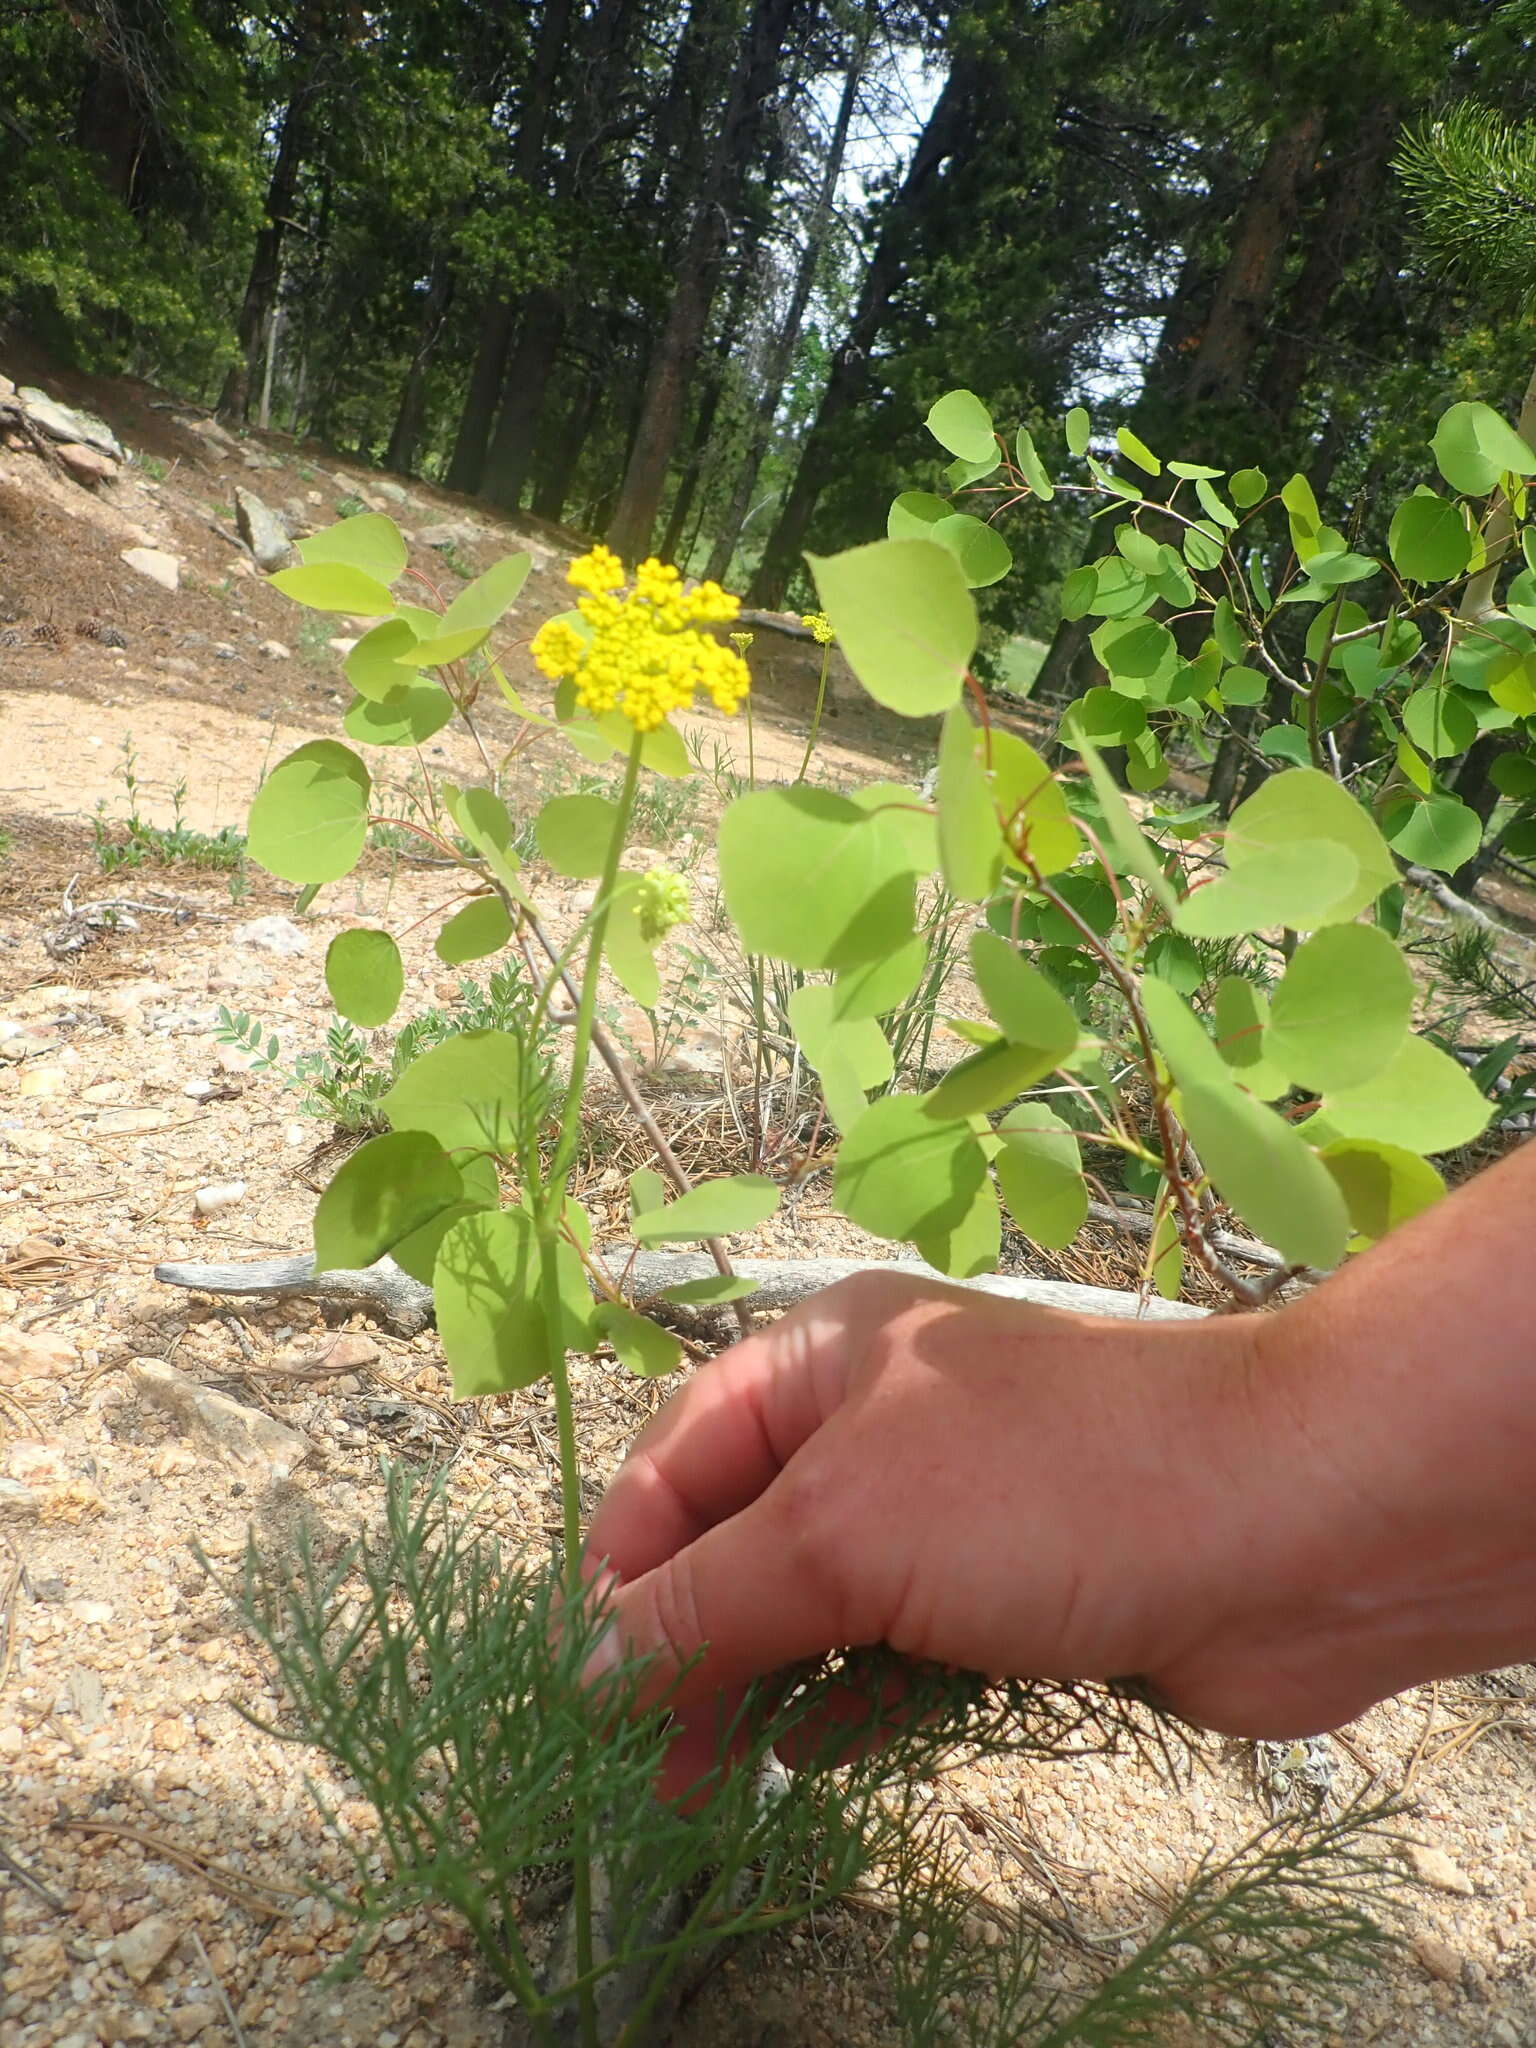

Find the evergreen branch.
xmin=1395 ymin=102 xmax=1536 ymax=309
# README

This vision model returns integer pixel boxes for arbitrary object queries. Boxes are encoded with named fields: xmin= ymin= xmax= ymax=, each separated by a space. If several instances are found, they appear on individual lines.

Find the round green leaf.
xmin=604 ymin=879 xmax=661 ymax=1007
xmin=297 ymin=511 xmax=407 ymax=584
xmin=1015 ymin=426 xmax=1055 ymax=501
xmin=1090 ymin=558 xmax=1150 ymax=618
xmin=915 ymin=1171 xmax=1002 ymax=1279
xmin=268 ymin=561 xmax=396 ymax=616
xmin=887 ymin=490 xmax=949 ymax=539
xmin=1183 ymin=523 xmax=1225 ymax=571
xmin=1065 ymin=406 xmax=1091 ymax=456
xmin=1319 ymin=1140 xmax=1445 ymax=1244
xmin=1313 ymin=1034 xmax=1492 ymax=1152
xmin=1222 ymin=767 xmax=1396 ymax=924
xmin=1176 ymin=1081 xmax=1349 ymax=1270
xmin=1211 ymin=976 xmax=1289 ymax=1102
xmin=380 ymin=1028 xmax=526 ymax=1166
xmin=391 ymin=1199 xmax=485 ymax=1287
xmin=719 ymin=787 xmax=916 ymax=971
xmin=936 ymin=706 xmax=1002 ymax=903
xmin=435 ymin=894 xmax=512 ymax=964
xmin=926 ymin=389 xmax=996 ymax=463
xmin=832 ymin=933 xmax=929 ymax=1023
xmin=1256 ymin=725 xmax=1313 ymax=768
xmin=1060 ymin=564 xmax=1099 ymax=619
xmin=1229 ymin=467 xmax=1267 ymax=508
xmin=1063 ymin=687 xmax=1147 ymax=747
xmin=536 ymin=793 xmax=621 ymax=879
xmin=788 ymin=984 xmax=894 ymax=1090
xmin=631 ymin=1174 xmax=779 ymax=1244
xmin=344 ymin=681 xmax=454 ymax=748
xmin=930 ymin=512 xmax=1013 ymax=588
xmin=393 ymin=624 xmax=490 ymax=669
xmin=1489 ymin=751 xmax=1536 ymax=799
xmin=1388 ymin=796 xmax=1482 ymax=875
xmin=834 ymin=1094 xmax=986 ymax=1241
xmin=1174 ymin=842 xmax=1359 ymax=939
xmin=1115 ymin=524 xmax=1164 ymax=575
xmin=924 ymin=1038 xmax=1063 ymax=1118
xmin=595 ymin=1302 xmax=683 ymax=1378
xmin=325 ymin=927 xmax=404 ymax=1028
xmin=970 ymin=931 xmax=1079 ymax=1058
xmin=990 ymin=732 xmax=1081 ymax=876
xmin=1402 ymin=686 xmax=1477 ymax=760
xmin=441 ymin=552 xmax=531 ymax=635
xmin=1219 ymin=665 xmax=1267 ymax=707
xmin=1267 ymin=924 xmax=1413 ymax=1093
xmin=1140 ymin=979 xmax=1227 ymax=1089
xmin=312 ymin=1129 xmax=464 ymax=1274
xmin=433 ymin=1208 xmax=548 ymax=1398
xmin=1502 ymin=809 xmax=1536 ymax=857
xmin=1432 ymin=401 xmax=1536 ymax=496
xmin=1388 ymin=492 xmax=1472 ymax=583
xmin=993 ymin=1104 xmax=1086 ymax=1249
xmin=1090 ymin=615 xmax=1177 ymax=693
xmin=247 ymin=740 xmax=370 ymax=885
xmin=1115 ymin=424 xmax=1160 ymax=476
xmin=808 ymin=539 xmax=977 ymax=717
xmin=346 ymin=618 xmax=423 ymax=701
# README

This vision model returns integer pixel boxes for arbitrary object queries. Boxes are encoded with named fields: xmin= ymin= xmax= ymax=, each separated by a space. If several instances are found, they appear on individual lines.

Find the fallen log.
xmin=154 ymin=1248 xmax=1207 ymax=1330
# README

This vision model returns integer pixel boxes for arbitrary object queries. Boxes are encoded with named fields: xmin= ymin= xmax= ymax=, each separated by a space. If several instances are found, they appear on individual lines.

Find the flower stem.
xmin=795 ymin=642 xmax=832 ymax=783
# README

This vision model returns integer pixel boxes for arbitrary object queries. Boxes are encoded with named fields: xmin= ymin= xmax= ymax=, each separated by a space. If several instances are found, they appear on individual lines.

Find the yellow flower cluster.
xmin=801 ymin=611 xmax=836 ymax=646
xmin=531 ymin=548 xmax=750 ymax=733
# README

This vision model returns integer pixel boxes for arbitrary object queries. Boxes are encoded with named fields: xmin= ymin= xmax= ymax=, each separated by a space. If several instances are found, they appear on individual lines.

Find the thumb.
xmin=591 ymin=1468 xmax=867 ymax=1713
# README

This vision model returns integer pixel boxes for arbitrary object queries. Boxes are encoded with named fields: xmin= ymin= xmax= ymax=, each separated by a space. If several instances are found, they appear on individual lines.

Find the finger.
xmin=592 ymin=1463 xmax=884 ymax=1714
xmin=585 ymin=1276 xmax=896 ymax=1583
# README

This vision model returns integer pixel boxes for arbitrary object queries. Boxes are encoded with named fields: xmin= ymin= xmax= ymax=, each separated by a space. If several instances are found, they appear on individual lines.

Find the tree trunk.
xmin=531 ymin=367 xmax=605 ymax=523
xmin=1182 ymin=106 xmax=1326 ymax=413
xmin=607 ymin=0 xmax=805 ymax=563
xmin=1450 ymin=734 xmax=1511 ymax=897
xmin=219 ymin=85 xmax=312 ymax=423
xmin=385 ymin=263 xmax=455 ymax=476
xmin=657 ymin=235 xmax=767 ymax=564
xmin=443 ymin=0 xmax=576 ymax=494
xmin=481 ymin=287 xmax=568 ymax=510
xmin=1254 ymin=101 xmax=1399 ymax=431
xmin=745 ymin=59 xmax=973 ymax=607
xmin=704 ymin=18 xmax=866 ymax=586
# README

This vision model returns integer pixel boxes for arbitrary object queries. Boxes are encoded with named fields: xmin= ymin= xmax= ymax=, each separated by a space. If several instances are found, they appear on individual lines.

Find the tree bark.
xmin=704 ymin=17 xmax=866 ymax=586
xmin=1254 ymin=101 xmax=1399 ymax=430
xmin=1182 ymin=106 xmax=1326 ymax=412
xmin=481 ymin=286 xmax=568 ymax=510
xmin=443 ymin=0 xmax=576 ymax=494
xmin=745 ymin=59 xmax=974 ymax=607
xmin=385 ymin=261 xmax=455 ymax=476
xmin=606 ymin=0 xmax=806 ymax=564
xmin=219 ymin=83 xmax=312 ymax=423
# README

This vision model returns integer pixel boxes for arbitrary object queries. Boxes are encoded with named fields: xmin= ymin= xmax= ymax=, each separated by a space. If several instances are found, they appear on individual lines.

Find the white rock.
xmin=327 ymin=636 xmax=358 ymax=656
xmin=234 ymin=485 xmax=294 ymax=571
xmin=112 ymin=1912 xmax=181 ymax=1985
xmin=1403 ymin=1842 xmax=1475 ymax=1895
xmin=193 ymin=1179 xmax=246 ymax=1217
xmin=183 ymin=1080 xmax=215 ymax=1100
xmin=120 ymin=546 xmax=180 ymax=592
xmin=232 ymin=914 xmax=307 ymax=955
xmin=258 ymin=637 xmax=291 ymax=659
xmin=130 ymin=1358 xmax=310 ymax=1481
xmin=17 ymin=388 xmax=125 ymax=462
xmin=284 ymin=1122 xmax=309 ymax=1148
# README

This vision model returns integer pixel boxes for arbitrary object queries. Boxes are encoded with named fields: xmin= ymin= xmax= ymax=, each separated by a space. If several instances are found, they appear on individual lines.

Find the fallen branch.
xmin=155 ymin=1248 xmax=1207 ymax=1330
xmin=1405 ymin=864 xmax=1506 ymax=934
xmin=1085 ymin=1200 xmax=1307 ymax=1276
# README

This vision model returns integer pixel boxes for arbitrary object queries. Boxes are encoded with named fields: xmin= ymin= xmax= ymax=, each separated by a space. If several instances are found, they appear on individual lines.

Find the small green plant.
xmin=134 ymin=451 xmax=169 ymax=483
xmin=335 ymin=493 xmax=366 ymax=519
xmin=91 ymin=741 xmax=246 ymax=875
xmin=215 ymin=496 xmax=1438 ymax=2040
xmin=215 ymin=961 xmax=558 ymax=1132
xmin=436 ymin=538 xmax=476 ymax=580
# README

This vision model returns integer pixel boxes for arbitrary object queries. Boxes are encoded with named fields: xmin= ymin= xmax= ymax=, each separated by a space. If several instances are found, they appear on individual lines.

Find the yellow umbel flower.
xmin=531 ymin=546 xmax=751 ymax=733
xmin=801 ymin=611 xmax=835 ymax=646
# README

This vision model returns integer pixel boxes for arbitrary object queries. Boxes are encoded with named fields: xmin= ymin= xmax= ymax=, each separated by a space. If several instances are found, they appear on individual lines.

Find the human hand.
xmin=583 ymin=1269 xmax=1382 ymax=1797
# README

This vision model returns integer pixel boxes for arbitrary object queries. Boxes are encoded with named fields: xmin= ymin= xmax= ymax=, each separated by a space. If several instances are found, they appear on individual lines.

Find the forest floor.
xmin=3 ymin=348 xmax=1536 ymax=2048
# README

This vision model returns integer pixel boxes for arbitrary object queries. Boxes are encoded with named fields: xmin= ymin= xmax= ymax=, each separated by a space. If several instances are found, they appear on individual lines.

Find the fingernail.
xmin=581 ymin=1621 xmax=620 ymax=1690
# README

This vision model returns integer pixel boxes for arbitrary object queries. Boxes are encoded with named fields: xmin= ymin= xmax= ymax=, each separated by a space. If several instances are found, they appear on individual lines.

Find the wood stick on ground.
xmin=154 ymin=1248 xmax=1208 ymax=1327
